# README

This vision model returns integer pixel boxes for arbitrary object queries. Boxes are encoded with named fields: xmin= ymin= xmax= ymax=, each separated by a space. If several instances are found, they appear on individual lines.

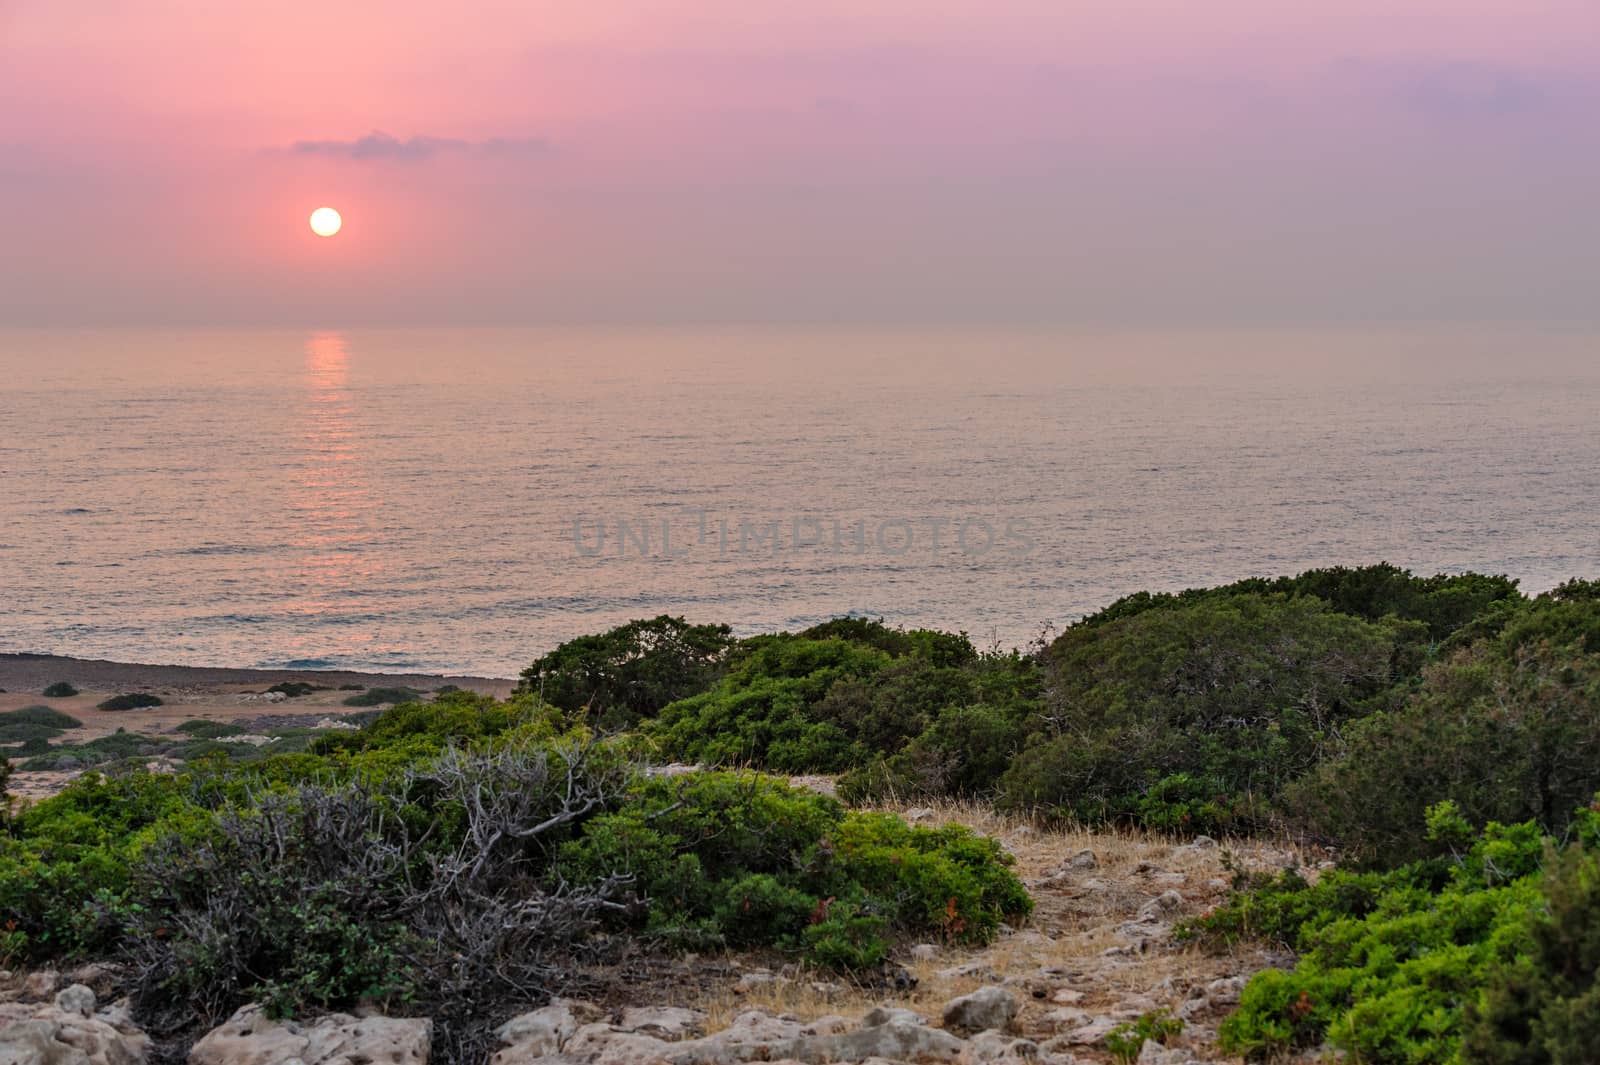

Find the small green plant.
xmin=42 ymin=682 xmax=79 ymax=698
xmin=1106 ymin=1010 xmax=1183 ymax=1063
xmin=97 ymin=693 xmax=164 ymax=711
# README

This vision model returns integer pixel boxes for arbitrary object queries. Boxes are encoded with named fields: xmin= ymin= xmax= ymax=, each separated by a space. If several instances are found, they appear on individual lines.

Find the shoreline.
xmin=0 ymin=652 xmax=515 ymax=697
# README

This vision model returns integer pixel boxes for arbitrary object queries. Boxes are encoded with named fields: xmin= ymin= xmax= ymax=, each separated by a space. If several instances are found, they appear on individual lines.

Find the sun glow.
xmin=309 ymin=207 xmax=343 ymax=237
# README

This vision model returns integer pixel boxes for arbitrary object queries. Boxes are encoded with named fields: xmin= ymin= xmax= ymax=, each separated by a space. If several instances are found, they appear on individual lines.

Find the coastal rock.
xmin=0 ymin=993 xmax=151 ymax=1065
xmin=859 ymin=1007 xmax=927 ymax=1029
xmin=960 ymin=1031 xmax=1039 ymax=1062
xmin=53 ymin=985 xmax=95 ymax=1018
xmin=188 ymin=1004 xmax=430 ymax=1065
xmin=941 ymin=986 xmax=1018 ymax=1036
xmin=492 ymin=1001 xmax=587 ymax=1060
xmin=617 ymin=1007 xmax=706 ymax=1042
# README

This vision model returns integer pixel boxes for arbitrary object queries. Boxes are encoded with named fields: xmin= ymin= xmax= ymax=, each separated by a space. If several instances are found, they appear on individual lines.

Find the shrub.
xmin=1463 ymin=842 xmax=1600 ymax=1064
xmin=838 ymin=702 xmax=1033 ymax=802
xmin=517 ymin=615 xmax=736 ymax=728
xmin=1210 ymin=805 xmax=1559 ymax=1063
xmin=1 ymin=706 xmax=83 ymax=729
xmin=997 ymin=594 xmax=1400 ymax=832
xmin=174 ymin=719 xmax=246 ymax=739
xmin=0 ymin=722 xmax=66 ymax=744
xmin=265 ymin=682 xmax=324 ymax=697
xmin=647 ymin=628 xmax=1036 ymax=776
xmin=648 ymin=636 xmax=893 ymax=771
xmin=1289 ymin=598 xmax=1600 ymax=866
xmin=42 ymin=682 xmax=79 ymax=698
xmin=1106 ymin=1010 xmax=1183 ymax=1063
xmin=97 ymin=693 xmax=164 ymax=712
xmin=341 ymin=686 xmax=423 ymax=707
xmin=1079 ymin=564 xmax=1522 ymax=644
xmin=556 ymin=770 xmax=1030 ymax=963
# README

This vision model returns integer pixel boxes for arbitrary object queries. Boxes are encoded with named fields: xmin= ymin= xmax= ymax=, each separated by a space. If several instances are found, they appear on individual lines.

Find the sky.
xmin=2 ymin=1 xmax=1598 ymax=326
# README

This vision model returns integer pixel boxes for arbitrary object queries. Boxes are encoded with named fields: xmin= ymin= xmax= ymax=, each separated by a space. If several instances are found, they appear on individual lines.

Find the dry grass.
xmin=661 ymin=794 xmax=1308 ymax=1063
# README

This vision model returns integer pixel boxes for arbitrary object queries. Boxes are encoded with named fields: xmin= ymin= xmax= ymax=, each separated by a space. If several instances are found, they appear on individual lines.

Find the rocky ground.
xmin=0 ymin=798 xmax=1318 ymax=1065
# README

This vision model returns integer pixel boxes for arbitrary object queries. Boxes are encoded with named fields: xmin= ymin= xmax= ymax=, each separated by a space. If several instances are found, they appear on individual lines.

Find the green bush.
xmin=1289 ymin=598 xmax=1600 ymax=866
xmin=174 ymin=719 xmax=247 ymax=739
xmin=517 ymin=615 xmax=736 ymax=728
xmin=1106 ymin=1010 xmax=1183 ymax=1063
xmin=997 ymin=594 xmax=1401 ymax=832
xmin=1463 ymin=841 xmax=1600 ymax=1065
xmin=648 ymin=627 xmax=1039 ymax=776
xmin=42 ymin=682 xmax=79 ymax=698
xmin=1208 ymin=804 xmax=1566 ymax=1063
xmin=556 ymin=770 xmax=1030 ymax=963
xmin=1079 ymin=564 xmax=1522 ymax=644
xmin=1 ymin=706 xmax=83 ymax=729
xmin=0 ymin=722 xmax=66 ymax=744
xmin=97 ymin=693 xmax=164 ymax=712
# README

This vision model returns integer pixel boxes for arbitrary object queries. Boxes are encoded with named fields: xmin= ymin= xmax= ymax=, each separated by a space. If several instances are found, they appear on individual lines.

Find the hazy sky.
xmin=3 ymin=1 xmax=1597 ymax=326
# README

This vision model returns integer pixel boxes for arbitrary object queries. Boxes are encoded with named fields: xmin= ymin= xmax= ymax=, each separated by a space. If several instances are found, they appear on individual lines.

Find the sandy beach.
xmin=0 ymin=653 xmax=516 ymax=801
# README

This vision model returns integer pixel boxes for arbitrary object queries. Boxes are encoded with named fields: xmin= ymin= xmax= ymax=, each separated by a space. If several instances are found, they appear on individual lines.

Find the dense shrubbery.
xmin=517 ymin=615 xmax=737 ymax=729
xmin=996 ymin=594 xmax=1405 ymax=832
xmin=648 ymin=622 xmax=1041 ymax=776
xmin=1288 ymin=598 xmax=1600 ymax=866
xmin=42 ymin=682 xmax=79 ymax=698
xmin=1189 ymin=801 xmax=1600 ymax=1064
xmin=0 ymin=690 xmax=1029 ymax=1057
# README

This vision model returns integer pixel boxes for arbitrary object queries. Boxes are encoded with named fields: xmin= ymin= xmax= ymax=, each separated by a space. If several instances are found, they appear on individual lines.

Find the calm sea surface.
xmin=2 ymin=326 xmax=1597 ymax=677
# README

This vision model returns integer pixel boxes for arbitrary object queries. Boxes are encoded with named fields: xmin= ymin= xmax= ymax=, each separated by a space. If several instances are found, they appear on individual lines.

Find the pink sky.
xmin=3 ymin=0 xmax=1597 ymax=325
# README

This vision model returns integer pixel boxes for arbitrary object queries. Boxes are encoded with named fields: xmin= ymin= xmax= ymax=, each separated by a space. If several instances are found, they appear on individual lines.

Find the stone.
xmin=19 ymin=973 xmax=59 ymax=1002
xmin=492 ymin=1000 xmax=585 ymax=1059
xmin=1136 ymin=1042 xmax=1196 ymax=1065
xmin=905 ymin=808 xmax=936 ymax=822
xmin=909 ymin=943 xmax=940 ymax=962
xmin=733 ymin=970 xmax=786 ymax=994
xmin=941 ymin=986 xmax=1019 ymax=1036
xmin=1139 ymin=891 xmax=1184 ymax=918
xmin=935 ymin=962 xmax=999 ymax=982
xmin=188 ymin=1004 xmax=430 ymax=1065
xmin=1037 ymin=1008 xmax=1091 ymax=1033
xmin=1205 ymin=976 xmax=1246 ymax=1006
xmin=0 ymin=996 xmax=151 ymax=1065
xmin=52 ymin=985 xmax=94 ymax=1018
xmin=961 ymin=1031 xmax=1039 ymax=1062
xmin=859 ymin=1007 xmax=926 ymax=1029
xmin=618 ymin=1007 xmax=706 ymax=1042
xmin=1060 ymin=1017 xmax=1119 ymax=1046
xmin=560 ymin=1023 xmax=670 ymax=1065
xmin=1048 ymin=989 xmax=1083 ymax=1006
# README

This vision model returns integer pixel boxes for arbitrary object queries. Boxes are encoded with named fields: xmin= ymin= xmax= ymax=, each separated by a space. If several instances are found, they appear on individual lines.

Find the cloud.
xmin=287 ymin=130 xmax=551 ymax=161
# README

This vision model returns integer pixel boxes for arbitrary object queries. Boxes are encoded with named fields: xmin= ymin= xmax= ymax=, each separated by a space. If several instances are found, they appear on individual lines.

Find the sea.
xmin=2 ymin=325 xmax=1597 ymax=678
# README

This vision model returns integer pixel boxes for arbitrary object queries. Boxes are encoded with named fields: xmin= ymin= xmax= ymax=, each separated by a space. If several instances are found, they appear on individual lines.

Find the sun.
xmin=309 ymin=207 xmax=343 ymax=238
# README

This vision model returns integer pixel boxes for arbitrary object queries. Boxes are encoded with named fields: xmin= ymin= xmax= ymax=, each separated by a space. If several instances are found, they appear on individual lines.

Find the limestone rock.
xmin=941 ymin=986 xmax=1019 ymax=1036
xmin=961 ymin=1031 xmax=1039 ymax=1062
xmin=188 ymin=1004 xmax=430 ymax=1065
xmin=0 ymin=995 xmax=151 ymax=1065
xmin=492 ymin=1001 xmax=587 ymax=1061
